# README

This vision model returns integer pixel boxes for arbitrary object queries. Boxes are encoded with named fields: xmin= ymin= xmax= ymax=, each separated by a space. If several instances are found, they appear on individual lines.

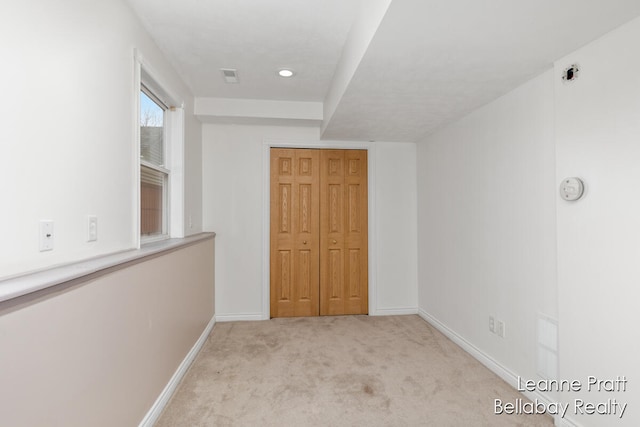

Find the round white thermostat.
xmin=560 ymin=177 xmax=584 ymax=201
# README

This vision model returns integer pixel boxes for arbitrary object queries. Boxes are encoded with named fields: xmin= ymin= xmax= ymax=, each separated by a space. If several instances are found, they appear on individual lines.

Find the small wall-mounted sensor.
xmin=560 ymin=177 xmax=584 ymax=201
xmin=562 ymin=64 xmax=580 ymax=83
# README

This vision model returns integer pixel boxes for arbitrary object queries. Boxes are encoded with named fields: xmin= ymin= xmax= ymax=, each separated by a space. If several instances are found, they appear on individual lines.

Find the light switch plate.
xmin=88 ymin=215 xmax=97 ymax=242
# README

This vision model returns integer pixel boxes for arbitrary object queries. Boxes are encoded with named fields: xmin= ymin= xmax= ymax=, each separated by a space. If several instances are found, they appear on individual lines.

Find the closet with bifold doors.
xmin=270 ymin=148 xmax=368 ymax=318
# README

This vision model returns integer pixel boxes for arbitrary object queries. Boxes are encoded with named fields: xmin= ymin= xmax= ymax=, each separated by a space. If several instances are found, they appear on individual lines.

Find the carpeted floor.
xmin=156 ymin=315 xmax=553 ymax=426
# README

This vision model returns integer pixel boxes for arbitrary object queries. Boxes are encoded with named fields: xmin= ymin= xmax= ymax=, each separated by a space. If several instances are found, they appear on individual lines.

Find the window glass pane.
xmin=141 ymin=165 xmax=166 ymax=236
xmin=140 ymin=90 xmax=164 ymax=166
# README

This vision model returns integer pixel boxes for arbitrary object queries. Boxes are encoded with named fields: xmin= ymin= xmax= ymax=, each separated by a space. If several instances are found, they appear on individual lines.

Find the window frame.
xmin=134 ymin=49 xmax=185 ymax=247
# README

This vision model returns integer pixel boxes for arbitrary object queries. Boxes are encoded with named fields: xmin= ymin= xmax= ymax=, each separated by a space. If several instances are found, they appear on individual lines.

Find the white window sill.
xmin=141 ymin=234 xmax=171 ymax=245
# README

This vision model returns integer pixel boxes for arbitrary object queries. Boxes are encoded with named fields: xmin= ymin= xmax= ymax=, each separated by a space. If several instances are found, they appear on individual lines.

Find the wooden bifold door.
xmin=270 ymin=148 xmax=368 ymax=317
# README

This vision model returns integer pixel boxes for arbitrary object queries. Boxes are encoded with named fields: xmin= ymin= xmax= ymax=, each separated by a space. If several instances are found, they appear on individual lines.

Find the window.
xmin=136 ymin=50 xmax=185 ymax=245
xmin=140 ymin=85 xmax=169 ymax=238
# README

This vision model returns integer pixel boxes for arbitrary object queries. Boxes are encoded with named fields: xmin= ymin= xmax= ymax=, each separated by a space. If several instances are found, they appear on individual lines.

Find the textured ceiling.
xmin=126 ymin=0 xmax=640 ymax=141
xmin=127 ymin=0 xmax=360 ymax=101
xmin=321 ymin=0 xmax=640 ymax=141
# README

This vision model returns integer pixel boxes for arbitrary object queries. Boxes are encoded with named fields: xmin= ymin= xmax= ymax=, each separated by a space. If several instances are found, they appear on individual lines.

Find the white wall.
xmin=375 ymin=142 xmax=419 ymax=312
xmin=555 ymin=17 xmax=640 ymax=427
xmin=202 ymin=124 xmax=418 ymax=318
xmin=417 ymin=70 xmax=557 ymax=387
xmin=0 ymin=0 xmax=202 ymax=279
xmin=0 ymin=238 xmax=215 ymax=427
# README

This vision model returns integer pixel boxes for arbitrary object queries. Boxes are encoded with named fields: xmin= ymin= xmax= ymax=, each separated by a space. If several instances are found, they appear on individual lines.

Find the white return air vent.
xmin=537 ymin=313 xmax=558 ymax=380
xmin=221 ymin=68 xmax=238 ymax=84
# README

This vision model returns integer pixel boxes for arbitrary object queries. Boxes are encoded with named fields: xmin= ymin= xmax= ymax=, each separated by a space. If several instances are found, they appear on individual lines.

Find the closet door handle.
xmin=303 ymin=240 xmax=307 ymax=244
xmin=332 ymin=239 xmax=337 ymax=244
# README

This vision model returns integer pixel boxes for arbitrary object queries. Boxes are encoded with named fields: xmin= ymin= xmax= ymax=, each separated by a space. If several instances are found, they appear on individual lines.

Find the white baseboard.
xmin=418 ymin=309 xmax=587 ymax=427
xmin=372 ymin=307 xmax=419 ymax=316
xmin=216 ymin=310 xmax=422 ymax=321
xmin=217 ymin=310 xmax=421 ymax=320
xmin=215 ymin=313 xmax=266 ymax=322
xmin=556 ymin=416 xmax=582 ymax=427
xmin=138 ymin=315 xmax=216 ymax=427
xmin=417 ymin=309 xmax=555 ymax=406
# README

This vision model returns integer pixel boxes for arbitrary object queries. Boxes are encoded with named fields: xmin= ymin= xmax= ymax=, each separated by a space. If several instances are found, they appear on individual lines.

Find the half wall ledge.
xmin=0 ymin=232 xmax=216 ymax=304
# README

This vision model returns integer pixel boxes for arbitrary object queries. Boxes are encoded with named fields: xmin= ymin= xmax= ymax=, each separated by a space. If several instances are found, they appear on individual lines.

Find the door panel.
xmin=343 ymin=150 xmax=368 ymax=314
xmin=277 ymin=250 xmax=291 ymax=301
xmin=270 ymin=148 xmax=320 ymax=317
xmin=320 ymin=151 xmax=344 ymax=315
xmin=320 ymin=150 xmax=368 ymax=315
xmin=271 ymin=148 xmax=367 ymax=317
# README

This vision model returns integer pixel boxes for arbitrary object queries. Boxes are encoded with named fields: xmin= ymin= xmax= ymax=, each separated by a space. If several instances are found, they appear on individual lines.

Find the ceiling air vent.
xmin=221 ymin=68 xmax=239 ymax=84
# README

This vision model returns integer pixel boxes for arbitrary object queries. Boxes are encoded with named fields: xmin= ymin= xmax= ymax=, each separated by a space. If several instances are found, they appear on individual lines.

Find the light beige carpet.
xmin=156 ymin=315 xmax=553 ymax=426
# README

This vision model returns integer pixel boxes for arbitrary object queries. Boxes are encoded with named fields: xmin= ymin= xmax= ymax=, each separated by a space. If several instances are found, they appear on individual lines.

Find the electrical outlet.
xmin=489 ymin=316 xmax=495 ymax=333
xmin=496 ymin=320 xmax=505 ymax=338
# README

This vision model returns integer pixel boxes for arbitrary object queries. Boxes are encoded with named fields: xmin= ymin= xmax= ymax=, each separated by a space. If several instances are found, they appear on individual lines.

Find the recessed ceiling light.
xmin=278 ymin=69 xmax=295 ymax=78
